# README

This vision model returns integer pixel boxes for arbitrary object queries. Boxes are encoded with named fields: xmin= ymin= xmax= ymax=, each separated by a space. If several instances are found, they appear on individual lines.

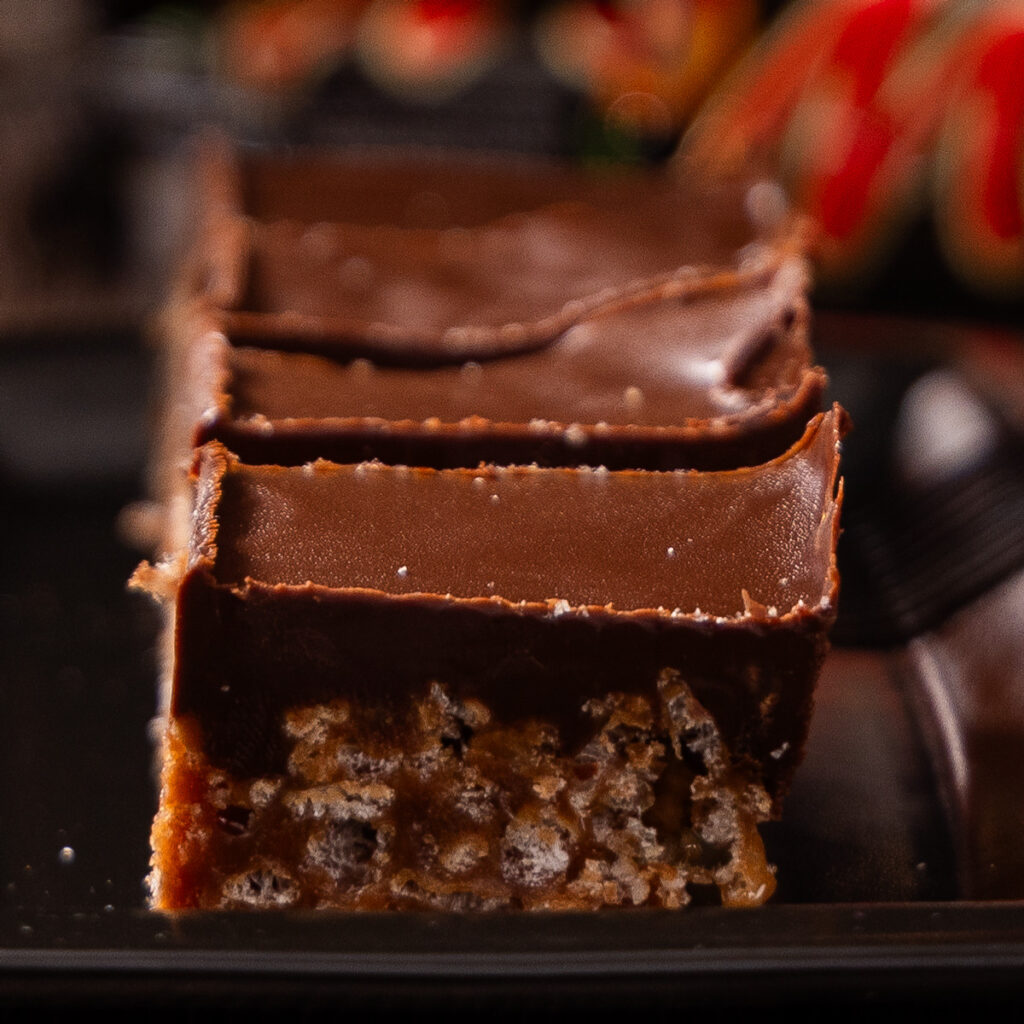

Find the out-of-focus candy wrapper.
xmin=216 ymin=1 xmax=758 ymax=138
xmin=218 ymin=0 xmax=369 ymax=93
xmin=535 ymin=0 xmax=759 ymax=140
xmin=685 ymin=0 xmax=1024 ymax=301
xmin=218 ymin=0 xmax=510 ymax=102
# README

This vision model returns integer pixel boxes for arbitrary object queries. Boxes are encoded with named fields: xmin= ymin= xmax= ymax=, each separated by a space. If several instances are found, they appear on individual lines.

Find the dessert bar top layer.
xmin=202 ymin=144 xmax=802 ymax=363
xmin=226 ymin=262 xmax=812 ymax=428
xmin=202 ymin=408 xmax=844 ymax=620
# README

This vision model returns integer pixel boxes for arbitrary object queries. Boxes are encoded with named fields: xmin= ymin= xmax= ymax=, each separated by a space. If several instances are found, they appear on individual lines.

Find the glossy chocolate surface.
xmin=234 ymin=202 xmax=782 ymax=362
xmin=164 ymin=143 xmax=822 ymax=476
xmin=171 ymin=410 xmax=843 ymax=785
xmin=201 ymin=144 xmax=803 ymax=363
xmin=230 ymin=267 xmax=807 ymax=426
xmin=193 ymin=263 xmax=824 ymax=471
xmin=236 ymin=149 xmax=766 ymax=235
xmin=214 ymin=411 xmax=840 ymax=615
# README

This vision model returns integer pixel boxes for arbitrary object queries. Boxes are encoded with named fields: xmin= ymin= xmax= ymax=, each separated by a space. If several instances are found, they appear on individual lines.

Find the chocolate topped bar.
xmin=169 ymin=259 xmax=823 ymax=475
xmin=234 ymin=147 xmax=776 ymax=236
xmin=141 ymin=410 xmax=844 ymax=911
xmin=140 ymin=140 xmax=840 ymax=912
xmin=196 ymin=143 xmax=803 ymax=366
xmin=147 ymin=142 xmax=821 ymax=525
xmin=227 ymin=181 xmax=784 ymax=363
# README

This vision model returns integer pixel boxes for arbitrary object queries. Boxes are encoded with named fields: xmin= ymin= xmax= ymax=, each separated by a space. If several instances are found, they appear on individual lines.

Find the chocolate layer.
xmin=170 ymin=408 xmax=844 ymax=790
xmin=236 ymin=147 xmax=771 ymax=233
xmin=183 ymin=261 xmax=824 ymax=472
xmin=192 ymin=142 xmax=806 ymax=363
xmin=148 ymin=143 xmax=820 ymax=512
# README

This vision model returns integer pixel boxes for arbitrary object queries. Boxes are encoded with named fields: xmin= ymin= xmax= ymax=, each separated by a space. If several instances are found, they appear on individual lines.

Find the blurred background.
xmin=0 ymin=0 xmax=1021 ymax=337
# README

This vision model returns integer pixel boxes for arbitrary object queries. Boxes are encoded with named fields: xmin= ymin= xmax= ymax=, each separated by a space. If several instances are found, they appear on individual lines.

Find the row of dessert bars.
xmin=135 ymin=139 xmax=843 ymax=911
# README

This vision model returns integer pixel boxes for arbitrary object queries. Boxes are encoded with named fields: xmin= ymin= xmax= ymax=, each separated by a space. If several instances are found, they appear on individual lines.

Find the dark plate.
xmin=2 ymin=313 xmax=1023 ymax=1011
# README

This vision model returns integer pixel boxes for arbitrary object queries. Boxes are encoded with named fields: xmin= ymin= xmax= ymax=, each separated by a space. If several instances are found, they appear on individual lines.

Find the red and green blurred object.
xmin=217 ymin=0 xmax=758 ymax=118
xmin=686 ymin=0 xmax=1024 ymax=300
xmin=204 ymin=1 xmax=1024 ymax=302
xmin=535 ymin=0 xmax=759 ymax=138
xmin=218 ymin=0 xmax=508 ymax=99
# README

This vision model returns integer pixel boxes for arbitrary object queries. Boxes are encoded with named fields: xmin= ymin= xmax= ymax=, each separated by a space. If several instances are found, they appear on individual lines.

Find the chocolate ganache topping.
xmin=196 ymin=143 xmax=804 ymax=364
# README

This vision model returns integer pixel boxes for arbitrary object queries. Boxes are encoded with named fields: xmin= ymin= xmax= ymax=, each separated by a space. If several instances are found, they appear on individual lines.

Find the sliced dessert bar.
xmin=186 ymin=142 xmax=805 ymax=349
xmin=149 ymin=144 xmax=819 ymax=532
xmin=166 ymin=259 xmax=823 ymax=475
xmin=142 ymin=408 xmax=844 ymax=911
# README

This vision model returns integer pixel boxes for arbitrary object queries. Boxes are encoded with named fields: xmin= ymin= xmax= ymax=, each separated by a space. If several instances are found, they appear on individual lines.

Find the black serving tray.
xmin=2 ymin=313 xmax=1024 ymax=1012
